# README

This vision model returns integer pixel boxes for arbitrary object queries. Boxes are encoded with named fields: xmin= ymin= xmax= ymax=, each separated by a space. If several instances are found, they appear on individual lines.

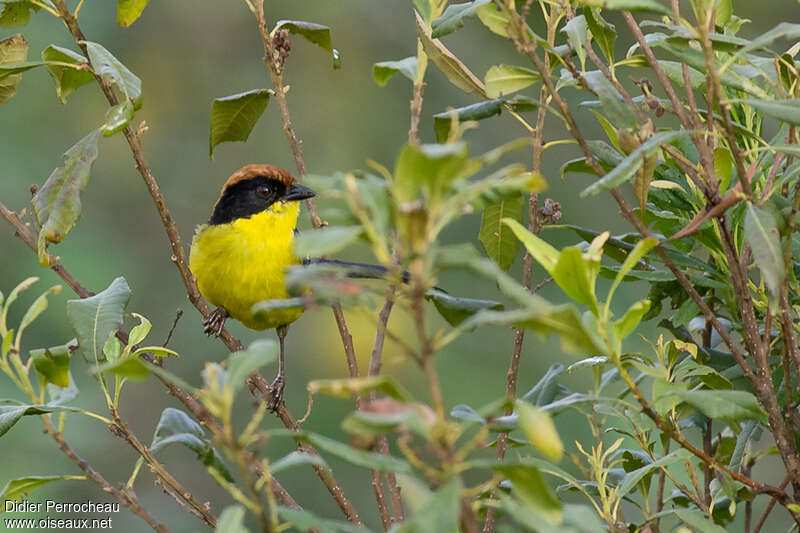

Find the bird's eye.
xmin=256 ymin=184 xmax=272 ymax=198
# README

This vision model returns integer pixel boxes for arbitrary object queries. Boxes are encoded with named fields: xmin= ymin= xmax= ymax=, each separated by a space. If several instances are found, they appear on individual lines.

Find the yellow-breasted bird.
xmin=189 ymin=164 xmax=316 ymax=411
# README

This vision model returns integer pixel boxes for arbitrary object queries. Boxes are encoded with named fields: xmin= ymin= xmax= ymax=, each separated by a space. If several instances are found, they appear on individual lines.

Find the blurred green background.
xmin=1 ymin=1 xmax=798 ymax=531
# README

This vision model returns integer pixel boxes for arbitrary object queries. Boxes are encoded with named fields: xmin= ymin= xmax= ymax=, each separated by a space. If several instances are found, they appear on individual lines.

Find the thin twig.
xmin=41 ymin=417 xmax=169 ymax=533
xmin=753 ymin=475 xmax=791 ymax=533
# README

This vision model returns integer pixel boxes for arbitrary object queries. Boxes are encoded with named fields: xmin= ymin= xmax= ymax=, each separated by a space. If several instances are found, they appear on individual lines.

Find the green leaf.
xmin=744 ymin=203 xmax=784 ymax=300
xmin=580 ymin=0 xmax=672 ymax=16
xmin=581 ymin=131 xmax=689 ymax=197
xmin=493 ymin=463 xmax=562 ymax=524
xmin=395 ymin=478 xmax=461 ymax=533
xmin=0 ymin=33 xmax=27 ymax=105
xmin=308 ymin=376 xmax=413 ymax=402
xmin=66 ymin=277 xmax=130 ymax=362
xmin=552 ymin=247 xmax=598 ymax=311
xmin=209 ymin=89 xmax=271 ymax=158
xmin=0 ymin=2 xmax=39 ymax=28
xmin=415 ymin=10 xmax=486 ymax=97
xmin=608 ymin=236 xmax=658 ymax=301
xmin=394 ymin=142 xmax=469 ymax=203
xmin=674 ymin=509 xmax=728 ymax=533
xmin=84 ymin=41 xmax=141 ymax=100
xmin=522 ymin=364 xmax=564 ymax=406
xmin=31 ymin=129 xmax=101 ymax=264
xmin=271 ymin=451 xmax=327 ymax=474
xmin=0 ymin=475 xmax=85 ymax=505
xmin=226 ymin=339 xmax=277 ymax=394
xmin=479 ymin=194 xmax=523 ymax=270
xmin=715 ymin=0 xmax=732 ymax=27
xmin=617 ymin=449 xmax=692 ymax=499
xmin=740 ymin=99 xmax=800 ymax=126
xmin=670 ymin=390 xmax=768 ymax=425
xmin=293 ymin=225 xmax=363 ymax=258
xmin=0 ymin=404 xmax=67 ymax=438
xmin=613 ymin=299 xmax=651 ymax=341
xmin=431 ymin=0 xmax=490 ymax=38
xmin=274 ymin=20 xmax=339 ymax=67
xmin=516 ymin=400 xmax=563 ymax=461
xmin=501 ymin=218 xmax=559 ymax=273
xmin=562 ymin=15 xmax=588 ymax=69
xmin=276 ymin=506 xmax=370 ymax=533
xmin=306 ymin=433 xmax=411 ymax=473
xmin=425 ymin=288 xmax=504 ymax=326
xmin=413 ymin=0 xmax=431 ymax=22
xmin=41 ymin=45 xmax=93 ymax=104
xmin=215 ymin=505 xmax=249 ymax=533
xmin=151 ymin=408 xmax=232 ymax=482
xmin=373 ymin=56 xmax=417 ymax=86
xmin=582 ymin=71 xmax=636 ymax=130
xmin=475 ymin=2 xmax=509 ymax=36
xmin=102 ymin=100 xmax=134 ymax=136
xmin=31 ymin=343 xmax=71 ymax=388
xmin=127 ymin=312 xmax=151 ymax=347
xmin=117 ymin=0 xmax=150 ymax=27
xmin=46 ymin=372 xmax=79 ymax=405
xmin=92 ymin=356 xmax=150 ymax=381
xmin=713 ymin=146 xmax=733 ymax=193
xmin=584 ymin=8 xmax=616 ymax=62
xmin=18 ymin=284 xmax=61 ymax=338
xmin=485 ymin=64 xmax=540 ymax=99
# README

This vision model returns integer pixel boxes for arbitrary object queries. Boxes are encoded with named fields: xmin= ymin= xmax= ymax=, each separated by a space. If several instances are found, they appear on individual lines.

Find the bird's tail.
xmin=302 ymin=258 xmax=410 ymax=283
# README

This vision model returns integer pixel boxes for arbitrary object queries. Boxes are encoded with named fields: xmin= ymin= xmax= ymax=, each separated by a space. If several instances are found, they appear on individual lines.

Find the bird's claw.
xmin=203 ymin=307 xmax=228 ymax=337
xmin=267 ymin=375 xmax=285 ymax=413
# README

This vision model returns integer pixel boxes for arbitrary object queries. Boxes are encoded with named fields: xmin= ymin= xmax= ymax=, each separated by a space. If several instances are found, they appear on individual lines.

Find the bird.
xmin=189 ymin=164 xmax=316 ymax=411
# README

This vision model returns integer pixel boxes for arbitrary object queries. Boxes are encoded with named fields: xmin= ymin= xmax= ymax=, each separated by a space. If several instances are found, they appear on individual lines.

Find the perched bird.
xmin=189 ymin=164 xmax=316 ymax=411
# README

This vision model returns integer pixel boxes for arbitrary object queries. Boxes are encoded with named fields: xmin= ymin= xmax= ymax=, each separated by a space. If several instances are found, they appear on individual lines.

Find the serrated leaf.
xmin=209 ymin=89 xmax=270 ymax=158
xmin=744 ymin=203 xmax=784 ymax=300
xmin=85 ymin=41 xmax=141 ymax=100
xmin=31 ymin=343 xmax=71 ymax=388
xmin=516 ymin=400 xmax=563 ymax=461
xmin=373 ymin=56 xmax=417 ymax=86
xmin=479 ymin=194 xmax=523 ymax=270
xmin=485 ymin=64 xmax=540 ymax=99
xmin=293 ymin=225 xmax=362 ymax=258
xmin=0 ymin=33 xmax=27 ymax=105
xmin=151 ymin=408 xmax=232 ymax=482
xmin=415 ymin=10 xmax=486 ymax=97
xmin=66 ymin=277 xmax=130 ymax=362
xmin=581 ymin=131 xmax=688 ymax=197
xmin=32 ymin=129 xmax=101 ymax=265
xmin=425 ymin=288 xmax=503 ymax=327
xmin=41 ymin=45 xmax=93 ymax=104
xmin=0 ymin=475 xmax=85 ymax=506
xmin=117 ymin=0 xmax=150 ymax=27
xmin=431 ymin=0 xmax=490 ymax=38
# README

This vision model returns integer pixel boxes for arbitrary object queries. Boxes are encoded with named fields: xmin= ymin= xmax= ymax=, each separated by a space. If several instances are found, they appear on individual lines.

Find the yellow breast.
xmin=189 ymin=201 xmax=304 ymax=330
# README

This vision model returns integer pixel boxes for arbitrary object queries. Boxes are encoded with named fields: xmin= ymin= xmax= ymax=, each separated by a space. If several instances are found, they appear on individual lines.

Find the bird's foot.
xmin=267 ymin=375 xmax=285 ymax=413
xmin=203 ymin=307 xmax=228 ymax=337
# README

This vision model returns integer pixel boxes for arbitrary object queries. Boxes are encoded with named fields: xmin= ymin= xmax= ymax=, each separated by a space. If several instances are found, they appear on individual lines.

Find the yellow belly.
xmin=189 ymin=202 xmax=303 ymax=330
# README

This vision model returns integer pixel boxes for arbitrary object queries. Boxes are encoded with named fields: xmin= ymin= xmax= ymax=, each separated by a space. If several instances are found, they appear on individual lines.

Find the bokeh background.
xmin=1 ymin=1 xmax=798 ymax=531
